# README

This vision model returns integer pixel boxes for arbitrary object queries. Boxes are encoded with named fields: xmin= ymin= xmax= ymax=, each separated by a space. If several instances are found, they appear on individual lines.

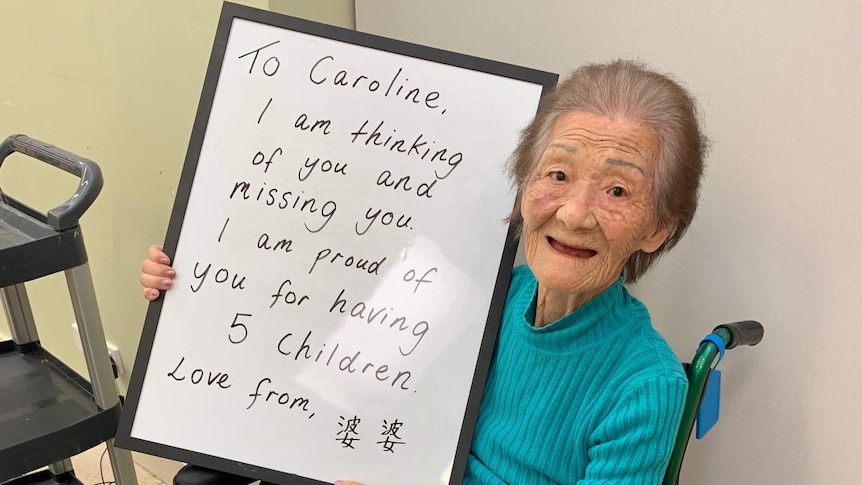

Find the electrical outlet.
xmin=71 ymin=322 xmax=125 ymax=377
xmin=107 ymin=342 xmax=125 ymax=377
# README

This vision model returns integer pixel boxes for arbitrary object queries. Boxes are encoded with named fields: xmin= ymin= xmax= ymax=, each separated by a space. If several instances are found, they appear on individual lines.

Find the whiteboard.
xmin=117 ymin=4 xmax=556 ymax=485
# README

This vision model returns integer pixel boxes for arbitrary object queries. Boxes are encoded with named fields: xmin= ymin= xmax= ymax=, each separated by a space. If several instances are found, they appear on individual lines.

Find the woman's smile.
xmin=547 ymin=237 xmax=597 ymax=258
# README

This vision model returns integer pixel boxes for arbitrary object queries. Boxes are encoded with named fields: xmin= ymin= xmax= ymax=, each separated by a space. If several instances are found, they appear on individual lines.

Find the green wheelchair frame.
xmin=168 ymin=321 xmax=764 ymax=485
xmin=662 ymin=320 xmax=764 ymax=484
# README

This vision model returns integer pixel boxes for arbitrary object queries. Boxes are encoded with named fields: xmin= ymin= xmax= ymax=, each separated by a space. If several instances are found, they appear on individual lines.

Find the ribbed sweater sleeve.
xmin=465 ymin=266 xmax=687 ymax=485
xmin=581 ymin=377 xmax=687 ymax=484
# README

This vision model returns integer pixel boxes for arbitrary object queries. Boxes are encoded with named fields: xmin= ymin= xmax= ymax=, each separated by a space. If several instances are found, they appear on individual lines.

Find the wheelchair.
xmin=662 ymin=320 xmax=763 ymax=484
xmin=167 ymin=320 xmax=764 ymax=485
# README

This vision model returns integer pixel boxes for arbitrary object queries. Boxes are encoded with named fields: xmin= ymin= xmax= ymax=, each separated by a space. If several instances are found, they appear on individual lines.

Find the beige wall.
xmin=356 ymin=0 xmax=862 ymax=483
xmin=0 ymin=0 xmax=354 ymax=481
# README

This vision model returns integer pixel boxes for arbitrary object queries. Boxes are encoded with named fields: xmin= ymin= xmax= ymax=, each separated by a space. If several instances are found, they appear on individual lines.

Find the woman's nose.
xmin=556 ymin=188 xmax=598 ymax=230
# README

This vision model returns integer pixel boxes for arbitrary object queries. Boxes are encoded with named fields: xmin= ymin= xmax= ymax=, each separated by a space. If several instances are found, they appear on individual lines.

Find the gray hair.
xmin=508 ymin=59 xmax=709 ymax=282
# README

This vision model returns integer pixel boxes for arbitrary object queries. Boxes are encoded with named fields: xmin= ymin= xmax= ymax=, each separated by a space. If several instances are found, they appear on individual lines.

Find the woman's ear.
xmin=639 ymin=218 xmax=675 ymax=254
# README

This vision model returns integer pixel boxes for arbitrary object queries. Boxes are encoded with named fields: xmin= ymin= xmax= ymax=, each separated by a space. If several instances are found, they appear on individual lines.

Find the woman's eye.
xmin=609 ymin=186 xmax=628 ymax=197
xmin=549 ymin=171 xmax=566 ymax=182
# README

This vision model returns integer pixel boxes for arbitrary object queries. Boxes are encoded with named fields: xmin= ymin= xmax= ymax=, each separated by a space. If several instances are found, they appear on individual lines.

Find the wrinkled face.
xmin=522 ymin=111 xmax=670 ymax=300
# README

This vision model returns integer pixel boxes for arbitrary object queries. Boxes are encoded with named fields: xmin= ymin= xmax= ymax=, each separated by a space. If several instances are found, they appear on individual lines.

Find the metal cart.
xmin=0 ymin=135 xmax=138 ymax=485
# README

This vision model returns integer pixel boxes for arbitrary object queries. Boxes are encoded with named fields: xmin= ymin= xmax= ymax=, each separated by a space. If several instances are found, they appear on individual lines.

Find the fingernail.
xmin=166 ymin=269 xmax=176 ymax=277
xmin=334 ymin=482 xmax=343 ymax=485
xmin=162 ymin=279 xmax=172 ymax=287
xmin=160 ymin=257 xmax=169 ymax=264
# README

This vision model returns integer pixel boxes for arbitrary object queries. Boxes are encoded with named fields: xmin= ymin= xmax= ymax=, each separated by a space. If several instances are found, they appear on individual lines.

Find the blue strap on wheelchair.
xmin=701 ymin=334 xmax=726 ymax=368
xmin=696 ymin=334 xmax=725 ymax=439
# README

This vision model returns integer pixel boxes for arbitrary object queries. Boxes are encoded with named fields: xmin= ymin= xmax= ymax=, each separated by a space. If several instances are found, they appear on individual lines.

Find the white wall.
xmin=356 ymin=1 xmax=861 ymax=483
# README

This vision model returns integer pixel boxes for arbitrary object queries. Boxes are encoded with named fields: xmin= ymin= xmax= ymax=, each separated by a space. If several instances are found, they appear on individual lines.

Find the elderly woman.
xmin=140 ymin=60 xmax=707 ymax=484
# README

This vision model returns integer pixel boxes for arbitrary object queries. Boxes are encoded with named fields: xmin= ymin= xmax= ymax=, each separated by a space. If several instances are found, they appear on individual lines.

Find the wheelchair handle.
xmin=714 ymin=320 xmax=763 ymax=349
xmin=0 ymin=134 xmax=104 ymax=231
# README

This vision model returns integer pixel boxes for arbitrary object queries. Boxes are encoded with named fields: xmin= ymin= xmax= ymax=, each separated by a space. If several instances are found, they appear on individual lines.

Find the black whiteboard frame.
xmin=116 ymin=3 xmax=558 ymax=484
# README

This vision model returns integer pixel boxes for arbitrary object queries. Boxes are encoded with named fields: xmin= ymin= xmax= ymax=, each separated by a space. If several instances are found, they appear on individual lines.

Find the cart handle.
xmin=0 ymin=134 xmax=103 ymax=231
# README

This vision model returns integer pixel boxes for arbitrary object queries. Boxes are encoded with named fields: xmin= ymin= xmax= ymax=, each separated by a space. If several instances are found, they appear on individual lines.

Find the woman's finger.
xmin=141 ymin=259 xmax=176 ymax=278
xmin=140 ymin=272 xmax=173 ymax=291
xmin=148 ymin=244 xmax=170 ymax=265
xmin=143 ymin=288 xmax=161 ymax=301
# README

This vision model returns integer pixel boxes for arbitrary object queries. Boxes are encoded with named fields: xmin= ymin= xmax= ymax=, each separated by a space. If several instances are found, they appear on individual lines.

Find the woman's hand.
xmin=140 ymin=244 xmax=176 ymax=300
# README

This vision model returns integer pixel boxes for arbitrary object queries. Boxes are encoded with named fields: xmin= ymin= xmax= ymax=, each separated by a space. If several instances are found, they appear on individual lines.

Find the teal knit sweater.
xmin=464 ymin=266 xmax=687 ymax=484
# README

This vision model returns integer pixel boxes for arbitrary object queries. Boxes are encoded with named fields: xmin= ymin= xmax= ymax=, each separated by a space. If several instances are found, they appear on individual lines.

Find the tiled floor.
xmin=68 ymin=445 xmax=166 ymax=485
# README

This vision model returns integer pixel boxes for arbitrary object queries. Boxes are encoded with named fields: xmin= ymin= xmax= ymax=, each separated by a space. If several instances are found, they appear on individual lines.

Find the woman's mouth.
xmin=547 ymin=237 xmax=597 ymax=258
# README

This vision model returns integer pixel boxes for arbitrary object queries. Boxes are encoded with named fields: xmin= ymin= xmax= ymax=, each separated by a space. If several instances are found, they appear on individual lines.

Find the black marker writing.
xmin=258 ymin=98 xmax=273 ymax=124
xmin=218 ymin=218 xmax=229 ymax=242
xmin=298 ymin=157 xmax=348 ymax=182
xmin=308 ymin=55 xmax=446 ymax=114
xmin=276 ymin=330 xmax=414 ymax=390
xmin=229 ymin=312 xmax=253 ymax=344
xmin=376 ymin=170 xmax=436 ymax=199
xmin=257 ymin=232 xmax=293 ymax=254
xmin=403 ymin=267 xmax=437 ymax=293
xmin=190 ymin=261 xmax=247 ymax=293
xmin=378 ymin=419 xmax=406 ymax=453
xmin=295 ymin=113 xmax=332 ymax=135
xmin=329 ymin=288 xmax=429 ymax=357
xmin=348 ymin=119 xmax=463 ymax=180
xmin=238 ymin=41 xmax=281 ymax=75
xmin=167 ymin=356 xmax=232 ymax=389
xmin=251 ymin=148 xmax=282 ymax=174
xmin=354 ymin=206 xmax=412 ymax=236
xmin=228 ymin=180 xmax=337 ymax=233
xmin=269 ymin=279 xmax=311 ymax=309
xmin=246 ymin=377 xmax=313 ymax=417
xmin=336 ymin=415 xmax=362 ymax=448
xmin=308 ymin=247 xmax=386 ymax=276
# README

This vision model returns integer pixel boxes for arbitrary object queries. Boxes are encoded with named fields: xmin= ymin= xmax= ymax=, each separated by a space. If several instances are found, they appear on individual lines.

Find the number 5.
xmin=230 ymin=312 xmax=253 ymax=344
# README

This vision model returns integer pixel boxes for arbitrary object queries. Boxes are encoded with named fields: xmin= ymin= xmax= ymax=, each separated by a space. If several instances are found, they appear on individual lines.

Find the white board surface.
xmin=118 ymin=5 xmax=555 ymax=485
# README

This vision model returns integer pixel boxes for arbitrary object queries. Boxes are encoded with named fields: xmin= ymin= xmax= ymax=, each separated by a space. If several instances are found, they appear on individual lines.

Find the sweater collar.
xmin=517 ymin=272 xmax=629 ymax=352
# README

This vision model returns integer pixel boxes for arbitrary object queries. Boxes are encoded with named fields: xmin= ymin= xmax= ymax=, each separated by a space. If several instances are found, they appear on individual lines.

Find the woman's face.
xmin=522 ymin=111 xmax=670 ymax=300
